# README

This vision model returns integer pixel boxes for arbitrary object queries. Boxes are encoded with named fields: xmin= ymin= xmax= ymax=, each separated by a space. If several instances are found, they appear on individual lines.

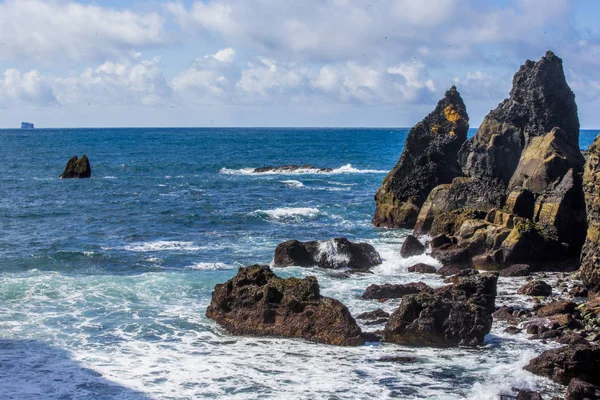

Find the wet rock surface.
xmin=524 ymin=344 xmax=600 ymax=385
xmin=518 ymin=280 xmax=552 ymax=297
xmin=362 ymin=282 xmax=432 ymax=300
xmin=206 ymin=265 xmax=366 ymax=346
xmin=566 ymin=378 xmax=600 ymax=400
xmin=408 ymin=263 xmax=437 ymax=274
xmin=59 ymin=154 xmax=91 ymax=179
xmin=399 ymin=235 xmax=425 ymax=257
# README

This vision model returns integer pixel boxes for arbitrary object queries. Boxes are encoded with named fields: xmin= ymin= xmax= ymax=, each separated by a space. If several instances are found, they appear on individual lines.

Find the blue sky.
xmin=0 ymin=0 xmax=599 ymax=128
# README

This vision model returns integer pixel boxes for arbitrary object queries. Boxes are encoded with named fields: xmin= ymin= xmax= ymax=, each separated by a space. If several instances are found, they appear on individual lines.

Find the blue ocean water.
xmin=0 ymin=127 xmax=598 ymax=399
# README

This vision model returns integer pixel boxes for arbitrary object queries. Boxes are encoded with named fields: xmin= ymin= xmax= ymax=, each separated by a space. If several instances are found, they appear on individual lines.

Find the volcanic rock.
xmin=407 ymin=263 xmax=437 ymax=274
xmin=515 ymin=390 xmax=543 ymax=400
xmin=273 ymin=238 xmax=381 ymax=269
xmin=373 ymin=86 xmax=469 ymax=228
xmin=499 ymin=264 xmax=531 ymax=277
xmin=361 ymin=282 xmax=432 ymax=300
xmin=524 ymin=344 xmax=600 ymax=385
xmin=59 ymin=155 xmax=91 ymax=179
xmin=566 ymin=378 xmax=600 ymax=400
xmin=536 ymin=301 xmax=577 ymax=317
xmin=581 ymin=135 xmax=600 ymax=293
xmin=400 ymin=235 xmax=425 ymax=257
xmin=383 ymin=273 xmax=497 ymax=347
xmin=206 ymin=265 xmax=366 ymax=346
xmin=356 ymin=309 xmax=390 ymax=320
xmin=518 ymin=280 xmax=552 ymax=297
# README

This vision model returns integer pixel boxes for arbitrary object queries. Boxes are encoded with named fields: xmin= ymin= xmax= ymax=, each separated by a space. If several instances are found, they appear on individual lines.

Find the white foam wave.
xmin=184 ymin=262 xmax=234 ymax=271
xmin=250 ymin=207 xmax=321 ymax=222
xmin=103 ymin=176 xmax=117 ymax=179
xmin=315 ymin=239 xmax=350 ymax=267
xmin=124 ymin=241 xmax=201 ymax=252
xmin=281 ymin=180 xmax=304 ymax=188
xmin=220 ymin=163 xmax=386 ymax=176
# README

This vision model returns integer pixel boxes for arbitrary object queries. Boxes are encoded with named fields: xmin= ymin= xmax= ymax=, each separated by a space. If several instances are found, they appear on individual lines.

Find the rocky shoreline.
xmin=206 ymin=51 xmax=600 ymax=399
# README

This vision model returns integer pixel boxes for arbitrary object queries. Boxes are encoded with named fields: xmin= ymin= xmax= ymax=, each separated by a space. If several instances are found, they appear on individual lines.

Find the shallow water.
xmin=0 ymin=127 xmax=597 ymax=399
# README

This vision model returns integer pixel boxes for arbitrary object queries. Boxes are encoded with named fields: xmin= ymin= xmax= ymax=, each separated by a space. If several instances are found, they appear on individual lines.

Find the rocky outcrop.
xmin=59 ymin=155 xmax=91 ymax=179
xmin=524 ymin=344 xmax=600 ymax=385
xmin=399 ymin=235 xmax=425 ymax=257
xmin=581 ymin=135 xmax=600 ymax=293
xmin=373 ymin=86 xmax=469 ymax=228
xmin=361 ymin=282 xmax=431 ymax=300
xmin=273 ymin=238 xmax=381 ymax=269
xmin=383 ymin=273 xmax=497 ymax=347
xmin=206 ymin=265 xmax=366 ymax=346
xmin=566 ymin=378 xmax=600 ymax=400
xmin=253 ymin=165 xmax=333 ymax=173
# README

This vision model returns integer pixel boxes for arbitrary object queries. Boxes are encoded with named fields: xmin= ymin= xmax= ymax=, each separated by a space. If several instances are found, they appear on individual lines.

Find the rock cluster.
xmin=59 ymin=155 xmax=92 ymax=179
xmin=273 ymin=238 xmax=381 ymax=269
xmin=206 ymin=265 xmax=366 ymax=346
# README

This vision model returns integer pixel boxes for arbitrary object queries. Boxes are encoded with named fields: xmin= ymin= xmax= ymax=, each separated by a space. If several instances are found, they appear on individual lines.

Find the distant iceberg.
xmin=21 ymin=122 xmax=34 ymax=129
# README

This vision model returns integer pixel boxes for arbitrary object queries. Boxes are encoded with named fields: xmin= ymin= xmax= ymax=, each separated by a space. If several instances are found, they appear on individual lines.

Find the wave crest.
xmin=220 ymin=164 xmax=386 ymax=175
xmin=250 ymin=207 xmax=320 ymax=222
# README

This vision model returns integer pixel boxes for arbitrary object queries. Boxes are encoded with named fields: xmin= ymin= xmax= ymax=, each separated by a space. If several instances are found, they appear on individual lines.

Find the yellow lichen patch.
xmin=431 ymin=124 xmax=440 ymax=134
xmin=449 ymin=131 xmax=456 ymax=137
xmin=444 ymin=105 xmax=461 ymax=123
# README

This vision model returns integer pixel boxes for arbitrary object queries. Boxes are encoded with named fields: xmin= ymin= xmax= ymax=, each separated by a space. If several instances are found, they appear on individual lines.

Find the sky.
xmin=0 ymin=0 xmax=599 ymax=128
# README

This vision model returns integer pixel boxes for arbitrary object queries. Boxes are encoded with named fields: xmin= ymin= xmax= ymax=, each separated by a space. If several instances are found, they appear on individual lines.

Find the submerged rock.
xmin=581 ymin=135 xmax=600 ymax=293
xmin=253 ymin=165 xmax=333 ymax=173
xmin=59 ymin=155 xmax=91 ymax=179
xmin=399 ymin=235 xmax=425 ymax=257
xmin=273 ymin=238 xmax=381 ymax=269
xmin=206 ymin=265 xmax=366 ymax=346
xmin=373 ymin=86 xmax=469 ymax=228
xmin=362 ymin=282 xmax=431 ymax=300
xmin=383 ymin=273 xmax=497 ymax=347
xmin=524 ymin=344 xmax=600 ymax=385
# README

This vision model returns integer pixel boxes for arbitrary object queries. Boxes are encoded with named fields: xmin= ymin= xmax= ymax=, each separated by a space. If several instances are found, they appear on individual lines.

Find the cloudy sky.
xmin=0 ymin=0 xmax=598 ymax=128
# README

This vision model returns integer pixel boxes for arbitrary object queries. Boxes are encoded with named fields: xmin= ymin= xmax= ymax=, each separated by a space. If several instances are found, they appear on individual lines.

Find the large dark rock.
xmin=459 ymin=51 xmax=579 ymax=188
xmin=524 ymin=344 xmax=600 ymax=385
xmin=400 ymin=235 xmax=425 ymax=257
xmin=408 ymin=263 xmax=437 ymax=274
xmin=59 ymin=155 xmax=91 ymax=179
xmin=206 ymin=265 xmax=366 ymax=346
xmin=273 ymin=238 xmax=381 ymax=269
xmin=566 ymin=378 xmax=600 ymax=400
xmin=373 ymin=86 xmax=469 ymax=228
xmin=253 ymin=165 xmax=333 ymax=173
xmin=383 ymin=273 xmax=497 ymax=347
xmin=361 ymin=282 xmax=431 ymax=300
xmin=536 ymin=301 xmax=577 ymax=317
xmin=499 ymin=264 xmax=531 ymax=277
xmin=581 ymin=135 xmax=600 ymax=293
xmin=518 ymin=280 xmax=552 ymax=297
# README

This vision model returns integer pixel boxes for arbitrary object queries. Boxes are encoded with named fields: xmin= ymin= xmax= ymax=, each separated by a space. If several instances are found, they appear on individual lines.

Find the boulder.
xmin=407 ymin=263 xmax=437 ymax=274
xmin=253 ymin=165 xmax=333 ymax=173
xmin=499 ymin=264 xmax=531 ymax=277
xmin=566 ymin=378 xmax=600 ymax=400
xmin=400 ymin=235 xmax=425 ymax=257
xmin=273 ymin=238 xmax=381 ymax=269
xmin=518 ymin=280 xmax=552 ymax=297
xmin=362 ymin=282 xmax=432 ymax=300
xmin=581 ymin=134 xmax=600 ymax=293
xmin=373 ymin=86 xmax=469 ymax=228
xmin=206 ymin=265 xmax=365 ymax=346
xmin=383 ymin=273 xmax=497 ymax=347
xmin=524 ymin=344 xmax=600 ymax=385
xmin=536 ymin=301 xmax=577 ymax=317
xmin=59 ymin=154 xmax=91 ymax=179
xmin=516 ymin=390 xmax=543 ymax=400
xmin=356 ymin=309 xmax=389 ymax=320
xmin=505 ymin=188 xmax=535 ymax=219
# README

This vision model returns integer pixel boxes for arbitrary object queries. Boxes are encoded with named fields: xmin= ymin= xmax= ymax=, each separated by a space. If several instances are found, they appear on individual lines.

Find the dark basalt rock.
xmin=59 ymin=155 xmax=91 ymax=179
xmin=383 ymin=273 xmax=497 ymax=347
xmin=499 ymin=264 xmax=531 ymax=277
xmin=253 ymin=165 xmax=333 ymax=173
xmin=536 ymin=301 xmax=577 ymax=317
xmin=206 ymin=265 xmax=366 ymax=346
xmin=524 ymin=344 xmax=600 ymax=385
xmin=518 ymin=280 xmax=552 ymax=297
xmin=516 ymin=390 xmax=543 ymax=400
xmin=566 ymin=378 xmax=600 ymax=400
xmin=581 ymin=135 xmax=600 ymax=293
xmin=400 ymin=235 xmax=425 ymax=257
xmin=356 ymin=309 xmax=390 ymax=320
xmin=373 ymin=86 xmax=469 ymax=228
xmin=273 ymin=238 xmax=381 ymax=269
xmin=362 ymin=282 xmax=432 ymax=300
xmin=407 ymin=263 xmax=437 ymax=274
xmin=443 ymin=268 xmax=479 ymax=284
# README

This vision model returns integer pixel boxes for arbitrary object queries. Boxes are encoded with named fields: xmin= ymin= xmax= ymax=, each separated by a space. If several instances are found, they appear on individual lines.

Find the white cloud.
xmin=0 ymin=69 xmax=58 ymax=107
xmin=211 ymin=48 xmax=236 ymax=63
xmin=0 ymin=0 xmax=167 ymax=64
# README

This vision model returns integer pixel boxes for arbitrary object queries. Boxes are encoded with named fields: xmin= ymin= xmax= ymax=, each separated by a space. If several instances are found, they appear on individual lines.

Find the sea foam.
xmin=124 ymin=241 xmax=201 ymax=252
xmin=250 ymin=207 xmax=321 ymax=222
xmin=220 ymin=163 xmax=386 ymax=175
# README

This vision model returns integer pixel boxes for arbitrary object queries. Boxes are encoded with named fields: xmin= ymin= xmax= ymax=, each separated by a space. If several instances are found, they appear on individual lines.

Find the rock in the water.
xmin=373 ymin=86 xmax=469 ymax=228
xmin=499 ymin=264 xmax=531 ymax=277
xmin=383 ymin=273 xmax=497 ymax=347
xmin=524 ymin=344 xmax=600 ymax=385
xmin=407 ymin=263 xmax=437 ymax=274
xmin=515 ymin=390 xmax=543 ymax=400
xmin=206 ymin=265 xmax=365 ymax=346
xmin=59 ymin=155 xmax=91 ymax=179
xmin=356 ymin=309 xmax=390 ymax=320
xmin=581 ymin=134 xmax=600 ymax=293
xmin=536 ymin=301 xmax=577 ymax=317
xmin=361 ymin=282 xmax=431 ymax=300
xmin=253 ymin=165 xmax=333 ymax=173
xmin=400 ymin=235 xmax=425 ymax=257
xmin=273 ymin=238 xmax=381 ymax=269
xmin=566 ymin=378 xmax=600 ymax=400
xmin=518 ymin=280 xmax=552 ymax=296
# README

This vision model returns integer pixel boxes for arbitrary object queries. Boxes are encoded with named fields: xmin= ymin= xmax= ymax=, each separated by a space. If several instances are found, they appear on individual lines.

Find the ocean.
xmin=0 ymin=127 xmax=598 ymax=399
